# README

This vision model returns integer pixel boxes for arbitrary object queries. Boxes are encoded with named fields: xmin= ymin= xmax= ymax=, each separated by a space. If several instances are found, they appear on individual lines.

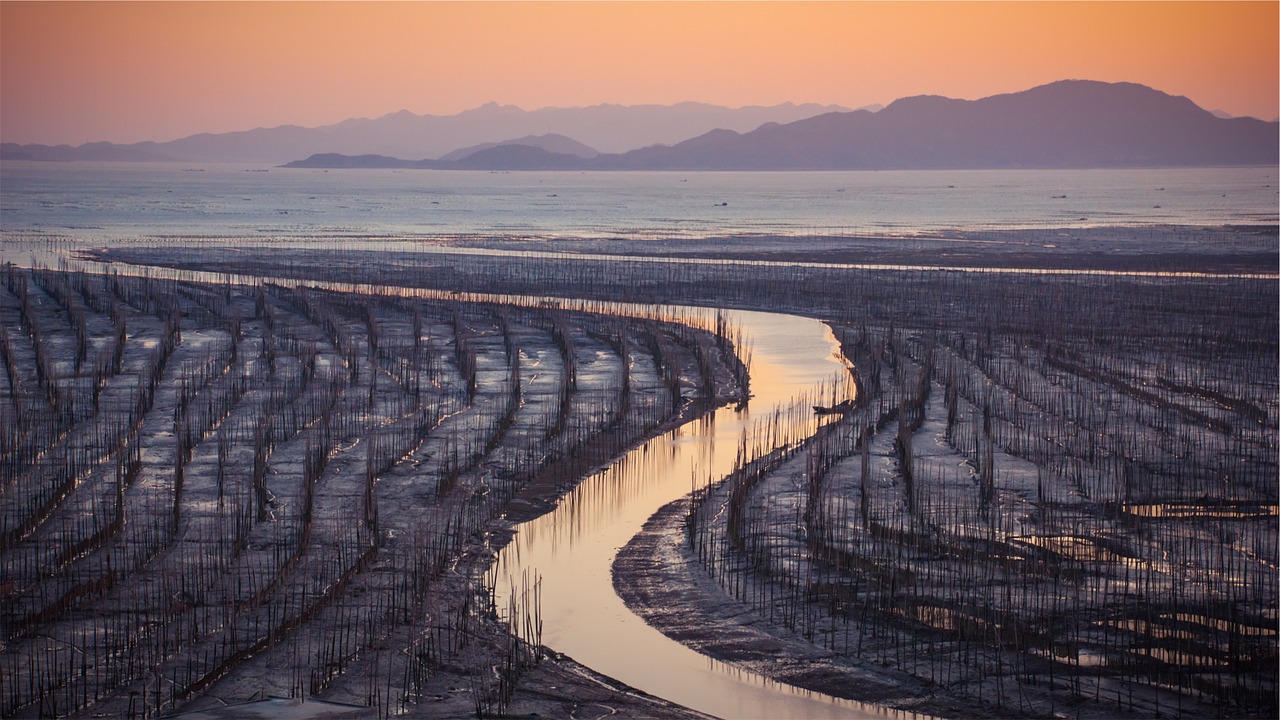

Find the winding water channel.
xmin=6 ymin=245 xmax=897 ymax=718
xmin=494 ymin=307 xmax=895 ymax=720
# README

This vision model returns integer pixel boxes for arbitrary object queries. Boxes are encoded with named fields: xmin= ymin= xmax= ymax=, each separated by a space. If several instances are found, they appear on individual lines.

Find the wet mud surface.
xmin=0 ymin=263 xmax=740 ymax=719
xmin=614 ymin=497 xmax=970 ymax=719
xmin=442 ymin=223 xmax=1279 ymax=274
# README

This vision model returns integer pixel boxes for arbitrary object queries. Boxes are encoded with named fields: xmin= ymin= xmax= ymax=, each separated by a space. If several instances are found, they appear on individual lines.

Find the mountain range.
xmin=5 ymin=81 xmax=1275 ymax=170
xmin=0 ymin=101 xmax=854 ymax=164
xmin=611 ymin=80 xmax=1278 ymax=170
xmin=284 ymin=81 xmax=1278 ymax=171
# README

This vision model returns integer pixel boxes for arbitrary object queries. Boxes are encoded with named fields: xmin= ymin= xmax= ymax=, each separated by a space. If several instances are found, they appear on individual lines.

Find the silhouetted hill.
xmin=282 ymin=153 xmax=427 ymax=169
xmin=437 ymin=134 xmax=598 ymax=162
xmin=605 ymin=81 xmax=1278 ymax=170
xmin=283 ymin=148 xmax=588 ymax=170
xmin=283 ymin=81 xmax=1277 ymax=171
xmin=449 ymin=145 xmax=588 ymax=170
xmin=3 ymin=102 xmax=849 ymax=163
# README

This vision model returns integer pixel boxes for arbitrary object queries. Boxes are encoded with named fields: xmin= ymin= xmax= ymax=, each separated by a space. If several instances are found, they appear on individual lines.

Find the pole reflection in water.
xmin=496 ymin=309 xmax=899 ymax=720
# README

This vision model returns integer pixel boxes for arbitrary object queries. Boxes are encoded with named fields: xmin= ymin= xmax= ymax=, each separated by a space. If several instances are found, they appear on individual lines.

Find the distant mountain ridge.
xmin=1 ymin=101 xmax=851 ymax=164
xmin=283 ymin=81 xmax=1278 ymax=171
xmin=437 ymin=134 xmax=598 ymax=162
xmin=0 ymin=142 xmax=172 ymax=162
xmin=617 ymin=80 xmax=1276 ymax=169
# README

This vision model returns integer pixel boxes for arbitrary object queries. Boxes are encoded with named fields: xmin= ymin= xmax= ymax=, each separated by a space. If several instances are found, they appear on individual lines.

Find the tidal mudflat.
xmin=3 ymin=225 xmax=1276 ymax=719
xmin=0 ymin=259 xmax=745 ymax=718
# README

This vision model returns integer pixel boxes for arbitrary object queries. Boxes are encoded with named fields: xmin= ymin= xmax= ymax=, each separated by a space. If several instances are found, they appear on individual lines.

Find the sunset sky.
xmin=2 ymin=1 xmax=1277 ymax=146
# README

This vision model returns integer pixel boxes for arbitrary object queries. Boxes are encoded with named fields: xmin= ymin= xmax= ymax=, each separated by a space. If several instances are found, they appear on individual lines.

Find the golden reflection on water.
xmin=1007 ymin=534 xmax=1130 ymax=563
xmin=546 ymin=424 xmax=712 ymax=546
xmin=494 ymin=310 xmax=899 ymax=720
xmin=1122 ymin=501 xmax=1279 ymax=520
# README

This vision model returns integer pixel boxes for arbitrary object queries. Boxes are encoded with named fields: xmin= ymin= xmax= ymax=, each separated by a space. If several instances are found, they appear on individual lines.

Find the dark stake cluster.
xmin=0 ymin=263 xmax=746 ymax=719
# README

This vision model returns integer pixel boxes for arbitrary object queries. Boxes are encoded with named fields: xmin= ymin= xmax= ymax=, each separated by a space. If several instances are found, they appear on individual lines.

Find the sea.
xmin=0 ymin=162 xmax=1276 ymax=245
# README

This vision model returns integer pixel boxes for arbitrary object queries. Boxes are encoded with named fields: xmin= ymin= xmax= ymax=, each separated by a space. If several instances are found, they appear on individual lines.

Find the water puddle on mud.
xmin=494 ymin=308 xmax=898 ymax=719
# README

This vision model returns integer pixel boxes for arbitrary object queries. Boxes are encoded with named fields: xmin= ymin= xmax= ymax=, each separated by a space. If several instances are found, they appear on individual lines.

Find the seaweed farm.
xmin=1 ymin=234 xmax=1277 ymax=719
xmin=683 ymin=304 xmax=1277 ymax=718
xmin=0 ymin=260 xmax=746 ymax=718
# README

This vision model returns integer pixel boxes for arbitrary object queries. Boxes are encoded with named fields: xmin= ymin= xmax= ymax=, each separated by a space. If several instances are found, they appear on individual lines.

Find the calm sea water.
xmin=1 ymin=162 xmax=1275 ymax=243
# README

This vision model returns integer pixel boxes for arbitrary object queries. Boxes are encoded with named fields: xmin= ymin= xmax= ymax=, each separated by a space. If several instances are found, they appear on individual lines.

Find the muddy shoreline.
xmin=436 ymin=223 xmax=1279 ymax=275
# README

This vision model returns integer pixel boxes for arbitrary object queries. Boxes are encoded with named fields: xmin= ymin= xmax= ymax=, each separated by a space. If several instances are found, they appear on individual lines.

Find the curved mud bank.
xmin=493 ymin=309 xmax=899 ymax=719
xmin=614 ymin=497 xmax=964 ymax=719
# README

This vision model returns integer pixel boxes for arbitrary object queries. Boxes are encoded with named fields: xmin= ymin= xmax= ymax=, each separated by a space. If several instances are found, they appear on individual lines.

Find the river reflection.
xmin=495 ymin=309 xmax=899 ymax=720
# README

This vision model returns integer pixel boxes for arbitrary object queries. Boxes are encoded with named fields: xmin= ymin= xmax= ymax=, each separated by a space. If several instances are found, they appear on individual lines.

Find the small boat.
xmin=813 ymin=400 xmax=854 ymax=415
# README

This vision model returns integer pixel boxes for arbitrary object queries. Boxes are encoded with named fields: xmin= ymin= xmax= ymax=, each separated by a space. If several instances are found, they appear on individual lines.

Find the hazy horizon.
xmin=9 ymin=86 xmax=1278 ymax=154
xmin=3 ymin=1 xmax=1276 ymax=146
xmin=2 ymin=98 xmax=868 ymax=149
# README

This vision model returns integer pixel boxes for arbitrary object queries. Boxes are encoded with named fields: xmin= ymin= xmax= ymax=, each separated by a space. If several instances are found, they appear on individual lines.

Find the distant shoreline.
xmin=4 ymin=223 xmax=1272 ymax=278
xmin=406 ymin=223 xmax=1280 ymax=277
xmin=278 ymin=152 xmax=1280 ymax=173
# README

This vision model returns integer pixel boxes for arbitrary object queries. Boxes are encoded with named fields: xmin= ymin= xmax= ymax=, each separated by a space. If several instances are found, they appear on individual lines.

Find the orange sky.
xmin=2 ymin=1 xmax=1276 ymax=145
